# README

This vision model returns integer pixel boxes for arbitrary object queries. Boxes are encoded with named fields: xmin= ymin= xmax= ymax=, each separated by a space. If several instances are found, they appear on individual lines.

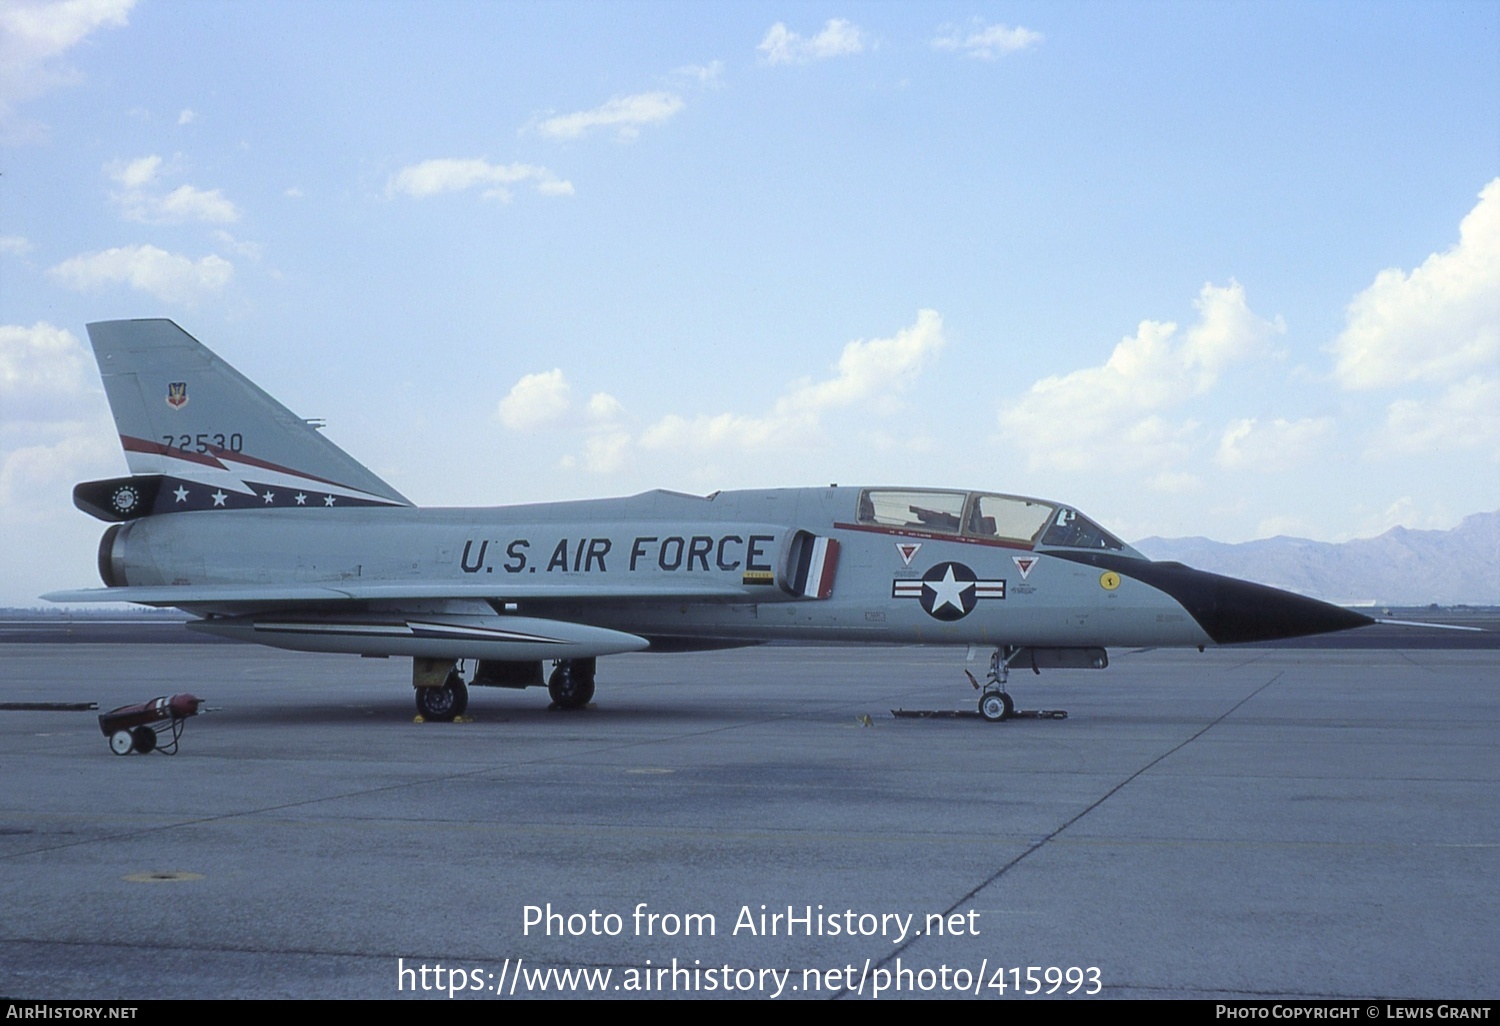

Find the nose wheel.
xmin=979 ymin=690 xmax=1014 ymax=722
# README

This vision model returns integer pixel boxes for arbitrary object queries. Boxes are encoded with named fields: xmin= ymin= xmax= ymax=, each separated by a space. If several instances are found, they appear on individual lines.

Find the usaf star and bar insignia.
xmin=892 ymin=561 xmax=1006 ymax=621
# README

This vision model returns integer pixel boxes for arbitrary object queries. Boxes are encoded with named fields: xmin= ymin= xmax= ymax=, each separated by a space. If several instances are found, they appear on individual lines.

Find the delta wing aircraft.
xmin=46 ymin=320 xmax=1374 ymax=722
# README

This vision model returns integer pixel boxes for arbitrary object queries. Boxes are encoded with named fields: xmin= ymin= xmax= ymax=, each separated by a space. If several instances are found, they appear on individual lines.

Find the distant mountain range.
xmin=1134 ymin=510 xmax=1500 ymax=606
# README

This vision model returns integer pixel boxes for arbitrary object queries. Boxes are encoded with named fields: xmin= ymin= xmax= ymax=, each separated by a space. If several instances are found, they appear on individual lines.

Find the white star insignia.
xmin=925 ymin=565 xmax=974 ymax=614
xmin=263 ymin=491 xmax=276 ymax=504
xmin=295 ymin=493 xmax=307 ymax=505
xmin=211 ymin=490 xmax=228 ymax=507
xmin=323 ymin=495 xmax=337 ymax=506
xmin=173 ymin=486 xmax=189 ymax=503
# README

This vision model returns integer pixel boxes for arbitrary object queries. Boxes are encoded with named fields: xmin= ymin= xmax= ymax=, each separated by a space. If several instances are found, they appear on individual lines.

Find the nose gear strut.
xmin=966 ymin=647 xmax=1017 ymax=722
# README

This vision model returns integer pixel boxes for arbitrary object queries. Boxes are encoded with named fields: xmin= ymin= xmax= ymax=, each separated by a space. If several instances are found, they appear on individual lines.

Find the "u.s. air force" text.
xmin=458 ymin=535 xmax=777 ymax=575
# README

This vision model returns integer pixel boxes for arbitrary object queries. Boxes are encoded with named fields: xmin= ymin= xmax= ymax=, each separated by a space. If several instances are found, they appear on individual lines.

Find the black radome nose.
xmin=1162 ymin=566 xmax=1375 ymax=644
xmin=1052 ymin=552 xmax=1374 ymax=645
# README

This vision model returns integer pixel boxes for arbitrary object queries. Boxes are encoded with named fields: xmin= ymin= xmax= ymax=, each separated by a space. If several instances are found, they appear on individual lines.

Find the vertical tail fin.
xmin=84 ymin=319 xmax=410 ymax=513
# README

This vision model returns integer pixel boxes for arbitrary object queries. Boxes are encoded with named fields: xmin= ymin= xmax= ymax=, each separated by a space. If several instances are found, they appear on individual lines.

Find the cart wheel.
xmin=131 ymin=726 xmax=157 ymax=754
xmin=110 ymin=730 xmax=135 ymax=755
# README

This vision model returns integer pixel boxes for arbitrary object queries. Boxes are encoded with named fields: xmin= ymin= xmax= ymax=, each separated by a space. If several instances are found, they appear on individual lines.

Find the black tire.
xmin=445 ymin=670 xmax=469 ymax=718
xmin=415 ymin=678 xmax=465 ymax=722
xmin=132 ymin=726 xmax=157 ymax=753
xmin=979 ymin=692 xmax=1013 ymax=723
xmin=547 ymin=659 xmax=596 ymax=709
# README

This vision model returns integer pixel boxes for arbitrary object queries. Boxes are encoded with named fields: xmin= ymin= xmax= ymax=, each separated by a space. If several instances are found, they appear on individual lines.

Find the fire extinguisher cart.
xmin=98 ymin=694 xmax=203 ymax=755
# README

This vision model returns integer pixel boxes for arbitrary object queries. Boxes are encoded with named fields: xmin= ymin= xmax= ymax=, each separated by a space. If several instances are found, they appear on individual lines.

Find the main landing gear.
xmin=410 ymin=657 xmax=597 ymax=719
xmin=547 ymin=658 xmax=595 ymax=710
xmin=414 ymin=666 xmax=469 ymax=721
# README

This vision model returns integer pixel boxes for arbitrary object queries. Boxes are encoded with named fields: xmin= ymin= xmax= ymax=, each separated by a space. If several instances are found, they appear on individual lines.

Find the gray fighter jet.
xmin=46 ymin=319 xmax=1373 ymax=722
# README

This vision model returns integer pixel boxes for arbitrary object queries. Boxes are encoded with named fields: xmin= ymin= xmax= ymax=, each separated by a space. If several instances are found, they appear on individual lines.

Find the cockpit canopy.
xmin=854 ymin=488 xmax=1134 ymax=553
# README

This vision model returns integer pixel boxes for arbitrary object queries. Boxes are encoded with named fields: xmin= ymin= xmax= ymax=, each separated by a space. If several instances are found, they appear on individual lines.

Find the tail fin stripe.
xmin=121 ymin=435 xmax=228 ymax=470
xmin=215 ymin=449 xmax=375 ymax=492
xmin=120 ymin=433 xmax=399 ymax=500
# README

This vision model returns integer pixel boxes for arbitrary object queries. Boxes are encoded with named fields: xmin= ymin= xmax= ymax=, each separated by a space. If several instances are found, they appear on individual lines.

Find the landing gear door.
xmin=778 ymin=530 xmax=841 ymax=598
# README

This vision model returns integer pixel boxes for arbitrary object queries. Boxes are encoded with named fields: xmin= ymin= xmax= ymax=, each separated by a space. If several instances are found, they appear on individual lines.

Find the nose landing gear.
xmin=973 ymin=647 xmax=1016 ymax=722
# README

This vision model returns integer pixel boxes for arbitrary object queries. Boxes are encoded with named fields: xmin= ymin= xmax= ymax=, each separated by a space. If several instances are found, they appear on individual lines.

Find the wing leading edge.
xmin=42 ymin=580 xmax=754 ymax=607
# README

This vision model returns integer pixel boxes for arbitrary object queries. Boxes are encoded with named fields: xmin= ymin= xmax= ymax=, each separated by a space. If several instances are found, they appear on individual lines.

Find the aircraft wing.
xmin=42 ymin=579 xmax=768 ymax=662
xmin=41 ymin=580 xmax=754 ymax=606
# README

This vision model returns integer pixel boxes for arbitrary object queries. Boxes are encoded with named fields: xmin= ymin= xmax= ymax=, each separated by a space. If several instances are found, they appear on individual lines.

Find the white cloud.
xmin=580 ymin=430 xmax=632 ymax=474
xmin=587 ymin=392 xmax=625 ymax=421
xmin=998 ymin=281 xmax=1284 ymax=474
xmin=0 ymin=235 xmax=31 ymax=255
xmin=537 ymin=92 xmax=685 ymax=141
xmin=0 ymin=422 xmax=121 ymax=608
xmin=779 ymin=308 xmax=945 ymax=413
xmin=0 ymin=324 xmax=114 ymax=596
xmin=1215 ymin=416 xmax=1334 ymax=470
xmin=0 ymin=0 xmax=134 ymax=129
xmin=177 ymin=107 xmax=194 ymax=125
xmin=106 ymin=155 xmax=240 ymax=223
xmin=0 ymin=322 xmax=91 ymax=405
xmin=496 ymin=369 xmax=572 ymax=430
xmin=932 ymin=20 xmax=1043 ymax=59
xmin=1150 ymin=470 xmax=1202 ymax=494
xmin=1376 ymin=376 xmax=1500 ymax=457
xmin=639 ymin=310 xmax=945 ymax=452
xmin=557 ymin=392 xmax=631 ymax=473
xmin=0 ymin=0 xmax=133 ymax=65
xmin=0 ymin=430 xmax=113 ymax=507
xmin=387 ymin=158 xmax=573 ymax=202
xmin=107 ymin=154 xmax=160 ymax=188
xmin=758 ymin=19 xmax=865 ymax=65
xmin=1332 ymin=178 xmax=1500 ymax=390
xmin=640 ymin=410 xmax=809 ymax=452
xmin=568 ymin=392 xmax=632 ymax=472
xmin=1342 ymin=496 xmax=1463 ymax=542
xmin=541 ymin=313 xmax=947 ymax=474
xmin=673 ymin=61 xmax=724 ymax=88
xmin=48 ymin=244 xmax=233 ymax=305
xmin=139 ymin=184 xmax=239 ymax=223
xmin=213 ymin=230 xmax=262 ymax=260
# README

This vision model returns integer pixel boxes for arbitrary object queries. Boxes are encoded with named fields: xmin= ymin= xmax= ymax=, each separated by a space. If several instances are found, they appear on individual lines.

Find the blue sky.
xmin=1 ymin=1 xmax=1497 ymax=605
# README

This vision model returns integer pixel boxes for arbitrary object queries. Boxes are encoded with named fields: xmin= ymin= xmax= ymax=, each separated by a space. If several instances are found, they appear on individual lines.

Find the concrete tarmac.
xmin=1 ymin=643 xmax=1496 ymax=1000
